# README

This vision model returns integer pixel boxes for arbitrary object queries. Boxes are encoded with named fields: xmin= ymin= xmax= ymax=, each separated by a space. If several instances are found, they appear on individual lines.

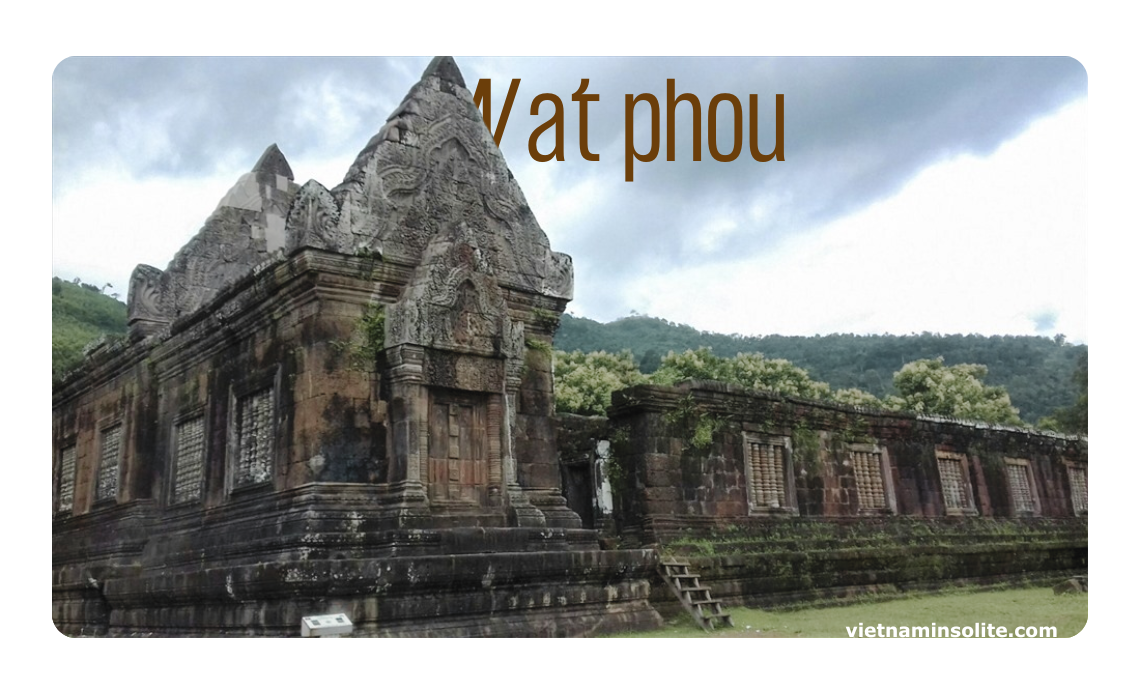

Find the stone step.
xmin=658 ymin=555 xmax=733 ymax=632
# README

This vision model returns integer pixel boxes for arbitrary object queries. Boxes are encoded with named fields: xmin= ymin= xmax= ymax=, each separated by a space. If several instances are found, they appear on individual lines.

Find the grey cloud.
xmin=475 ymin=57 xmax=1085 ymax=314
xmin=53 ymin=56 xmax=1085 ymax=320
xmin=53 ymin=57 xmax=420 ymax=192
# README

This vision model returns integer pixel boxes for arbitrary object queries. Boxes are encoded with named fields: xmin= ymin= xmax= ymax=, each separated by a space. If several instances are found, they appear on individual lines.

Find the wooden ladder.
xmin=658 ymin=558 xmax=733 ymax=631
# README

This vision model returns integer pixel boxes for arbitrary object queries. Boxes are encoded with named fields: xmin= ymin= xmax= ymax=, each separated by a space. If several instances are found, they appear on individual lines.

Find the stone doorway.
xmin=427 ymin=390 xmax=489 ymax=504
xmin=561 ymin=460 xmax=594 ymax=529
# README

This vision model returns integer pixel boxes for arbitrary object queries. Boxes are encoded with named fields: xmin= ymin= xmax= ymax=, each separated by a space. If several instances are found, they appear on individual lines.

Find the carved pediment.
xmin=333 ymin=57 xmax=573 ymax=300
xmin=387 ymin=223 xmax=512 ymax=357
xmin=285 ymin=179 xmax=346 ymax=252
xmin=127 ymin=264 xmax=169 ymax=324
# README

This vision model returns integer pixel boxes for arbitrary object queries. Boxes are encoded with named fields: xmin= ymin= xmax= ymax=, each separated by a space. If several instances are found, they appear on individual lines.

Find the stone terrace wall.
xmin=653 ymin=517 xmax=1087 ymax=610
xmin=557 ymin=380 xmax=1090 ymax=607
xmin=603 ymin=380 xmax=1088 ymax=546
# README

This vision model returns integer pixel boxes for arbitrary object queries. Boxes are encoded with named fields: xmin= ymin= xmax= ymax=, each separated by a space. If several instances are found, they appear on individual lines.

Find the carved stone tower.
xmin=52 ymin=58 xmax=658 ymax=638
xmin=120 ymin=56 xmax=579 ymax=531
xmin=336 ymin=56 xmax=578 ymax=528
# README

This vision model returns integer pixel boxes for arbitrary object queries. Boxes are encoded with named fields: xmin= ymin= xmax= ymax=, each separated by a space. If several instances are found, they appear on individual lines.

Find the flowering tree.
xmin=832 ymin=388 xmax=886 ymax=408
xmin=553 ymin=349 xmax=646 ymax=415
xmin=551 ymin=347 xmax=1022 ymax=427
xmin=886 ymin=357 xmax=1021 ymax=425
xmin=649 ymin=347 xmax=831 ymax=400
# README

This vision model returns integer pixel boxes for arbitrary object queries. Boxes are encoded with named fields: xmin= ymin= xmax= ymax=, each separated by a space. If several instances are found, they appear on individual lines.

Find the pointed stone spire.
xmin=333 ymin=56 xmax=572 ymax=299
xmin=253 ymin=143 xmax=294 ymax=180
xmin=422 ymin=56 xmax=465 ymax=88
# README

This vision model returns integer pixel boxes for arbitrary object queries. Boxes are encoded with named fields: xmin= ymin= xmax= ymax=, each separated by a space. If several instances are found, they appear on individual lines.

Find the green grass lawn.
xmin=610 ymin=587 xmax=1088 ymax=638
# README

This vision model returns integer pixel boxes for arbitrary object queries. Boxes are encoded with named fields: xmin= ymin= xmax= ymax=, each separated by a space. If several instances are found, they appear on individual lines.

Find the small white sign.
xmin=301 ymin=613 xmax=354 ymax=637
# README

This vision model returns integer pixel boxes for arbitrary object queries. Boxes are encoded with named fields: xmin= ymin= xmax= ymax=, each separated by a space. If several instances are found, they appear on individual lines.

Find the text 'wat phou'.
xmin=52 ymin=58 xmax=1087 ymax=637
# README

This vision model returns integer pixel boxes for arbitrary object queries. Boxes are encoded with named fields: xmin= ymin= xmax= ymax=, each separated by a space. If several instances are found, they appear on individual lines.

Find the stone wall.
xmin=601 ymin=380 xmax=1087 ymax=546
xmin=653 ymin=517 xmax=1086 ymax=609
xmin=550 ymin=381 xmax=1088 ymax=608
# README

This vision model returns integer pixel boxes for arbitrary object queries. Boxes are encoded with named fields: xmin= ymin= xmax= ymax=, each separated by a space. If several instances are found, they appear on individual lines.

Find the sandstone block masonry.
xmin=595 ymin=380 xmax=1087 ymax=543
xmin=52 ymin=57 xmax=660 ymax=636
xmin=553 ymin=380 xmax=1087 ymax=606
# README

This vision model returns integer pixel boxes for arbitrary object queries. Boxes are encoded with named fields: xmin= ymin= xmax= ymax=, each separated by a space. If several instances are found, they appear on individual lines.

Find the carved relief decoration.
xmin=332 ymin=57 xmax=572 ymax=298
xmin=543 ymin=252 xmax=574 ymax=301
xmin=128 ymin=144 xmax=302 ymax=320
xmin=109 ymin=59 xmax=575 ymax=343
xmin=127 ymin=264 xmax=169 ymax=325
xmin=285 ymin=179 xmax=346 ymax=252
xmin=387 ymin=223 xmax=512 ymax=361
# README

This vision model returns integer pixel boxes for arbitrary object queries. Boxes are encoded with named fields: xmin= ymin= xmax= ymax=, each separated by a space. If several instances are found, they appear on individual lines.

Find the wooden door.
xmin=427 ymin=391 xmax=488 ymax=504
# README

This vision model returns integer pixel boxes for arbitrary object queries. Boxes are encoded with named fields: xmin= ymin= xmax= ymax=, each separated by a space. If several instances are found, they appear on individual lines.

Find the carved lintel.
xmin=385 ymin=224 xmax=515 ymax=363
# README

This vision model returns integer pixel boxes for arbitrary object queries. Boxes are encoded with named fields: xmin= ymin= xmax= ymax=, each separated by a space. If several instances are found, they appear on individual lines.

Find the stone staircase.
xmin=658 ymin=557 xmax=733 ymax=631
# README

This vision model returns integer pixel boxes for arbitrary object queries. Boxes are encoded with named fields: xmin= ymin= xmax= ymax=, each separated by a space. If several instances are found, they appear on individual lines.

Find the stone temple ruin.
xmin=52 ymin=57 xmax=1087 ymax=636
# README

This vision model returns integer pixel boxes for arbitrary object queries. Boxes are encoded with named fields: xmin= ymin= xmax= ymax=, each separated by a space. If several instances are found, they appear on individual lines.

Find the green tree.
xmin=553 ymin=350 xmax=646 ymax=416
xmin=832 ymin=388 xmax=885 ymax=408
xmin=52 ymin=277 xmax=128 ymax=381
xmin=650 ymin=347 xmax=831 ymax=400
xmin=554 ymin=313 xmax=1086 ymax=422
xmin=638 ymin=348 xmax=663 ymax=374
xmin=649 ymin=346 xmax=734 ymax=384
xmin=1039 ymin=352 xmax=1087 ymax=434
xmin=727 ymin=352 xmax=831 ymax=400
xmin=886 ymin=357 xmax=1021 ymax=425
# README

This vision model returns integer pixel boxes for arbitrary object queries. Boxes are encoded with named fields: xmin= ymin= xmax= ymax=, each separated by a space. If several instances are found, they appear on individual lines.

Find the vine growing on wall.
xmin=525 ymin=336 xmax=552 ymax=356
xmin=331 ymin=303 xmax=386 ymax=371
xmin=664 ymin=394 xmax=728 ymax=451
xmin=842 ymin=415 xmax=874 ymax=444
xmin=531 ymin=307 xmax=561 ymax=332
xmin=361 ymin=303 xmax=386 ymax=355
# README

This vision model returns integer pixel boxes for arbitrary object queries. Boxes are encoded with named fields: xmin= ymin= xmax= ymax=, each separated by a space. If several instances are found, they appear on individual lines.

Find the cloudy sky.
xmin=52 ymin=56 xmax=1087 ymax=342
xmin=33 ymin=6 xmax=1129 ymax=672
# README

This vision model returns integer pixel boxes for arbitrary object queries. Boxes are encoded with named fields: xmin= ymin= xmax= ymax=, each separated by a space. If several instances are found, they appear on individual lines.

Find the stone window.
xmin=743 ymin=435 xmax=794 ymax=513
xmin=852 ymin=449 xmax=887 ymax=510
xmin=233 ymin=388 xmax=274 ymax=489
xmin=936 ymin=453 xmax=975 ymax=514
xmin=1066 ymin=463 xmax=1088 ymax=515
xmin=57 ymin=445 xmax=77 ymax=513
xmin=171 ymin=416 xmax=206 ymax=504
xmin=96 ymin=424 xmax=123 ymax=502
xmin=1004 ymin=458 xmax=1038 ymax=515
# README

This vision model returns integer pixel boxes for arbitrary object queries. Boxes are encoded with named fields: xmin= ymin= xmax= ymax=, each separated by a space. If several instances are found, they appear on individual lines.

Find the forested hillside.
xmin=49 ymin=278 xmax=1085 ymax=427
xmin=52 ymin=277 xmax=128 ymax=381
xmin=555 ymin=314 xmax=1086 ymax=423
